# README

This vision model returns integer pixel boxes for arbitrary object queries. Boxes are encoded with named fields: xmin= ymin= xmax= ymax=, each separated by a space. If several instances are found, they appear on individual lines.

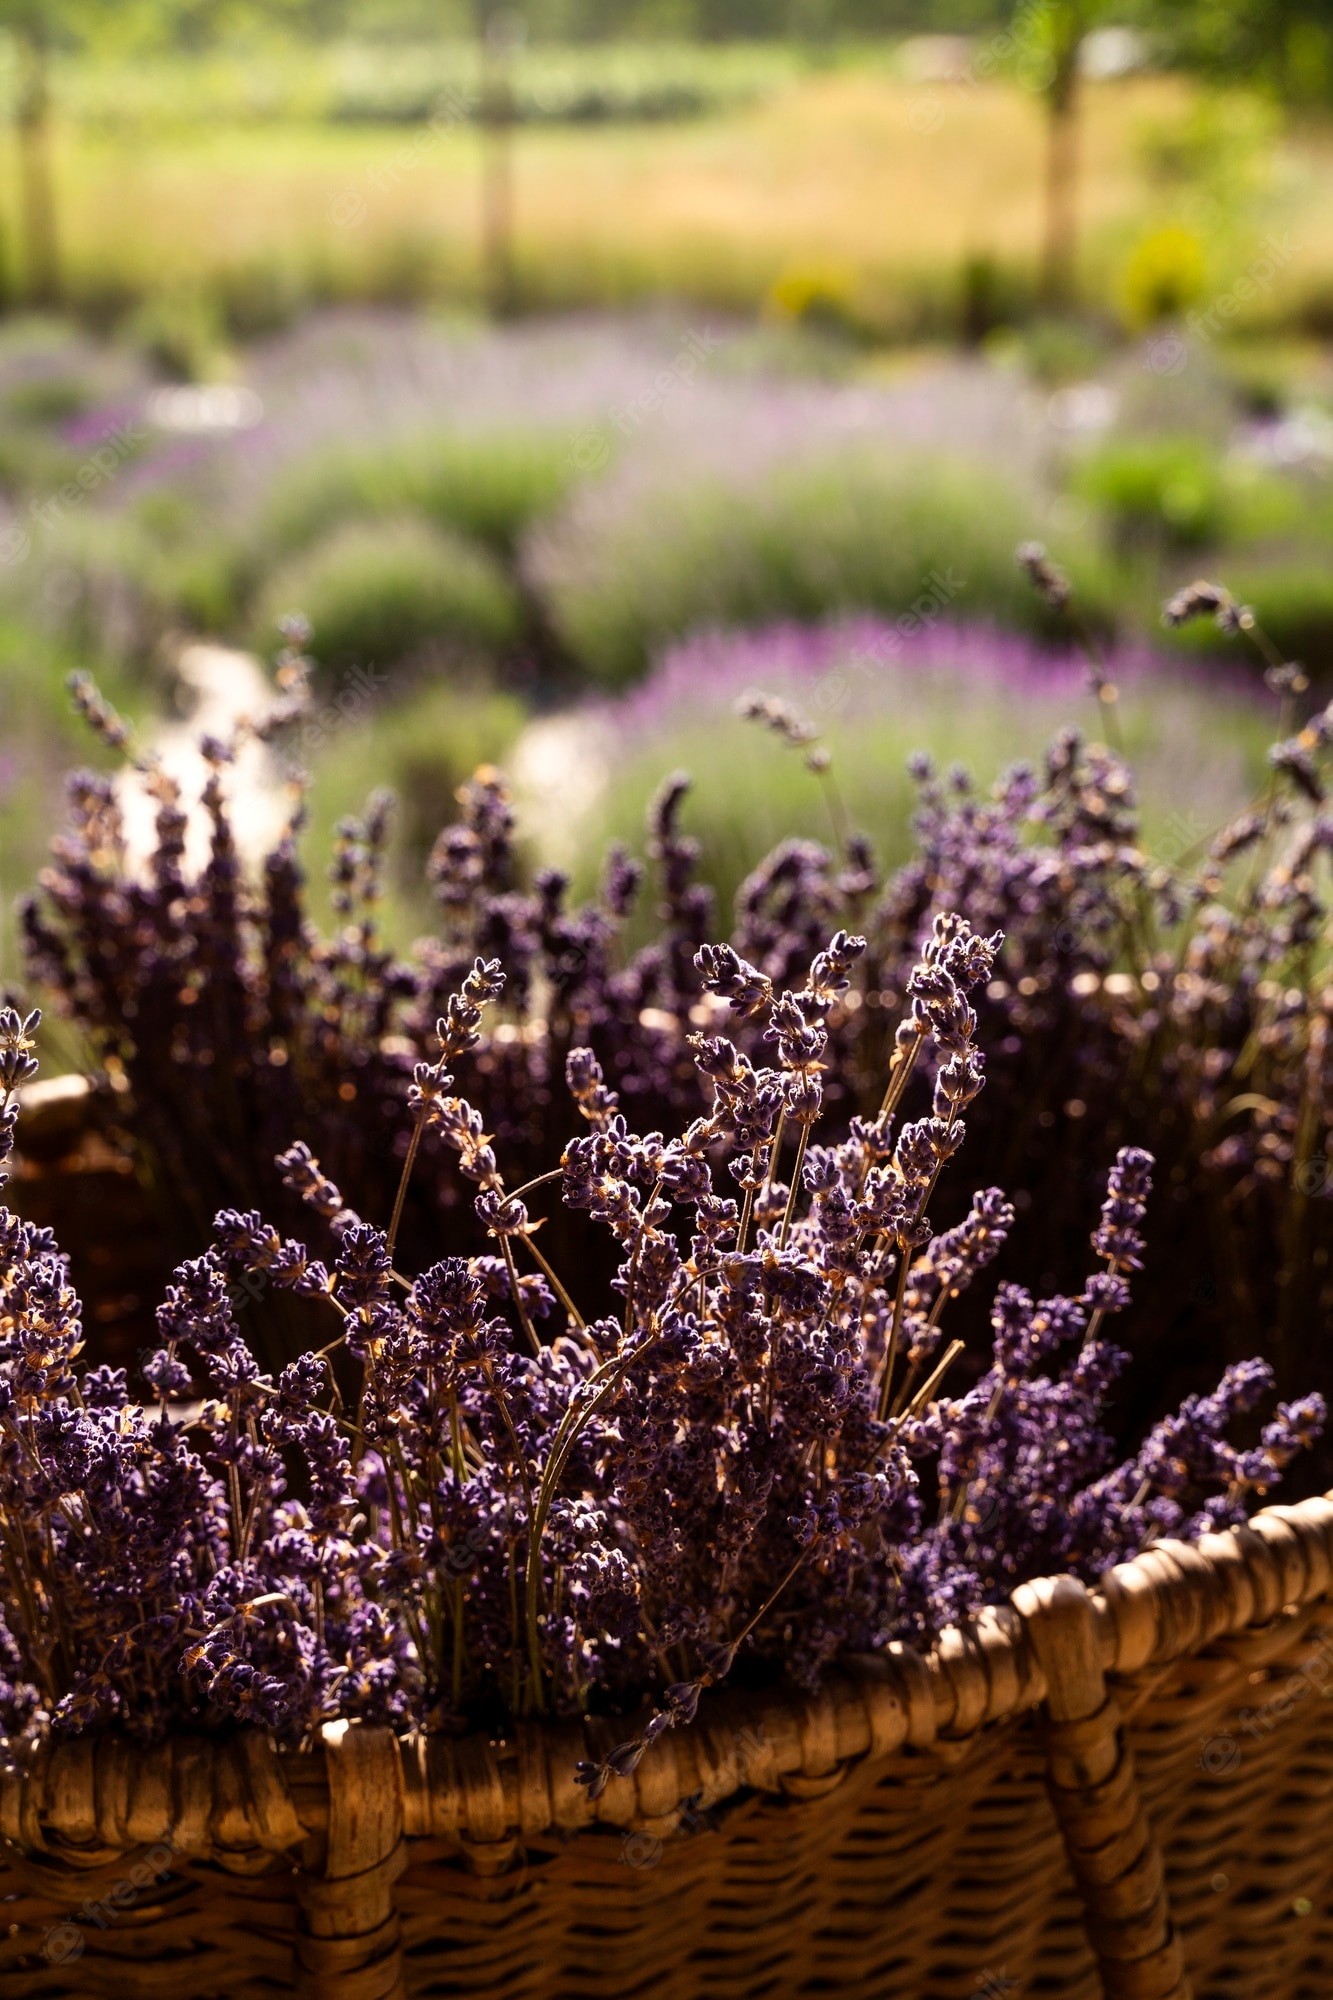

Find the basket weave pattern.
xmin=4 ymin=1495 xmax=1333 ymax=1999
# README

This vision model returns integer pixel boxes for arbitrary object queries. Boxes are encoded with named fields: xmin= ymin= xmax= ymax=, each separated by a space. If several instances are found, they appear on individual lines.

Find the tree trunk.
xmin=16 ymin=27 xmax=60 ymax=309
xmin=478 ymin=6 xmax=516 ymax=318
xmin=1040 ymin=11 xmax=1082 ymax=312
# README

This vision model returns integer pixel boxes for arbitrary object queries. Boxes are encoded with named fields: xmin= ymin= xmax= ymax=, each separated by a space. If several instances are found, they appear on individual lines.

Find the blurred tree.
xmin=477 ymin=0 xmax=519 ymax=313
xmin=1013 ymin=0 xmax=1117 ymax=311
xmin=0 ymin=4 xmax=61 ymax=305
xmin=1036 ymin=0 xmax=1086 ymax=308
xmin=265 ymin=0 xmax=1012 ymax=36
xmin=1137 ymin=0 xmax=1332 ymax=105
xmin=0 ymin=0 xmax=324 ymax=311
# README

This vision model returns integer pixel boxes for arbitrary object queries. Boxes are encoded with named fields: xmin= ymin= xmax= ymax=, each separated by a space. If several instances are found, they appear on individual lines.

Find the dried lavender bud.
xmin=66 ymin=671 xmax=133 ymax=752
xmin=603 ymin=1739 xmax=646 ymax=1778
xmin=475 ymin=1188 xmax=529 ymax=1237
xmin=11 ymin=628 xmax=1332 ymax=1757
xmin=736 ymin=688 xmax=818 ymax=747
xmin=276 ymin=611 xmax=312 ymax=649
xmin=1015 ymin=542 xmax=1071 ymax=610
xmin=1161 ymin=580 xmax=1234 ymax=629
xmin=436 ymin=957 xmax=506 ymax=1063
xmin=602 ymin=844 xmax=642 ymax=918
xmin=566 ymin=1047 xmax=619 ymax=1129
xmin=277 ymin=1142 xmax=355 ymax=1228
xmin=0 ymin=1007 xmax=39 ymax=1186
xmin=695 ymin=943 xmax=773 ymax=1020
xmin=803 ymin=929 xmax=866 ymax=1009
xmin=142 ymin=1348 xmax=192 ymax=1398
xmin=1091 ymin=1148 xmax=1153 ymax=1271
xmin=1271 ymin=736 xmax=1326 ymax=805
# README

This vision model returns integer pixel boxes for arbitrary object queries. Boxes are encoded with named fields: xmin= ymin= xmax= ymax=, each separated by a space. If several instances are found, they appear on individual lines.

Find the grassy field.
xmin=40 ymin=69 xmax=1333 ymax=336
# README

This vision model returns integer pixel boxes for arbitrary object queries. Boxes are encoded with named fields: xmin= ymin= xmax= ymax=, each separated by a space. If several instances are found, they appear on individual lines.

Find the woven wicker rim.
xmin=3 ymin=1493 xmax=1330 ymax=1876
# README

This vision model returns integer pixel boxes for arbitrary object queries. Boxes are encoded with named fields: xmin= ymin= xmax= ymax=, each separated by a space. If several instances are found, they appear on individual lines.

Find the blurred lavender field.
xmin=0 ymin=298 xmax=1324 ymax=978
xmin=508 ymin=614 xmax=1272 ymax=926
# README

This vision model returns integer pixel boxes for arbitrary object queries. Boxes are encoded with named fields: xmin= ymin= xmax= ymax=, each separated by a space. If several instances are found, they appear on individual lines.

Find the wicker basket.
xmin=8 ymin=1079 xmax=168 ymax=1378
xmin=4 ymin=1493 xmax=1333 ymax=2000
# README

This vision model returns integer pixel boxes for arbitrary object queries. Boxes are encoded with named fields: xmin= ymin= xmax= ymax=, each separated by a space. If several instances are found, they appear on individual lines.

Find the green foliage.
xmin=46 ymin=35 xmax=806 ymax=127
xmin=1119 ymin=225 xmax=1207 ymax=330
xmin=764 ymin=263 xmax=873 ymax=342
xmin=1073 ymin=436 xmax=1234 ymax=550
xmin=2 ymin=374 xmax=92 ymax=424
xmin=260 ymin=429 xmax=577 ymax=560
xmin=300 ymin=675 xmax=528 ymax=936
xmin=1070 ymin=433 xmax=1308 ymax=555
xmin=1137 ymin=0 xmax=1333 ymax=106
xmin=541 ymin=449 xmax=1116 ymax=683
xmin=5 ymin=509 xmax=208 ymax=664
xmin=995 ymin=315 xmax=1116 ymax=385
xmin=0 ymin=608 xmax=133 ymax=986
xmin=126 ymin=285 xmax=232 ymax=383
xmin=252 ymin=515 xmax=524 ymax=677
xmin=1165 ymin=557 xmax=1333 ymax=679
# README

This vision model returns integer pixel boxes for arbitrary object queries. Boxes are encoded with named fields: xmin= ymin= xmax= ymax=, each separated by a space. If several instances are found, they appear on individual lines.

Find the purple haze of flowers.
xmin=589 ymin=614 xmax=1246 ymax=749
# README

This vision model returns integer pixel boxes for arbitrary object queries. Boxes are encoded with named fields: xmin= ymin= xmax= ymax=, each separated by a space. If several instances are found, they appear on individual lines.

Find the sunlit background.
xmin=0 ymin=0 xmax=1330 ymax=977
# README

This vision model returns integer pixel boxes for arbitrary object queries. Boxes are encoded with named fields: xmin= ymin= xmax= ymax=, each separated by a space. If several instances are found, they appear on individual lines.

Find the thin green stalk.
xmin=499 ymin=1232 xmax=540 ymax=1356
xmin=879 ymin=1028 xmax=924 ymax=1120
xmin=386 ymin=1107 xmax=428 ymax=1262
xmin=520 ymin=1232 xmax=588 ymax=1332
xmin=816 ymin=765 xmax=851 ymax=860
xmin=902 ymin=1339 xmax=964 ymax=1422
xmin=778 ymin=1122 xmax=812 ymax=1250
xmin=877 ymin=1253 xmax=911 ymax=1422
xmin=507 ymin=1166 xmax=565 ymax=1204
xmin=764 ymin=1109 xmax=787 ymax=1192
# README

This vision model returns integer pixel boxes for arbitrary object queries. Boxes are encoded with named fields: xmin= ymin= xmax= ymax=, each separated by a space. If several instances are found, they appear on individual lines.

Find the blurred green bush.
xmin=254 ymin=516 xmax=524 ymax=678
xmin=301 ymin=676 xmax=528 ymax=936
xmin=538 ymin=450 xmax=1117 ymax=684
xmin=260 ymin=429 xmax=576 ymax=560
xmin=1073 ymin=438 xmax=1234 ymax=551
xmin=1072 ymin=437 xmax=1304 ymax=555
